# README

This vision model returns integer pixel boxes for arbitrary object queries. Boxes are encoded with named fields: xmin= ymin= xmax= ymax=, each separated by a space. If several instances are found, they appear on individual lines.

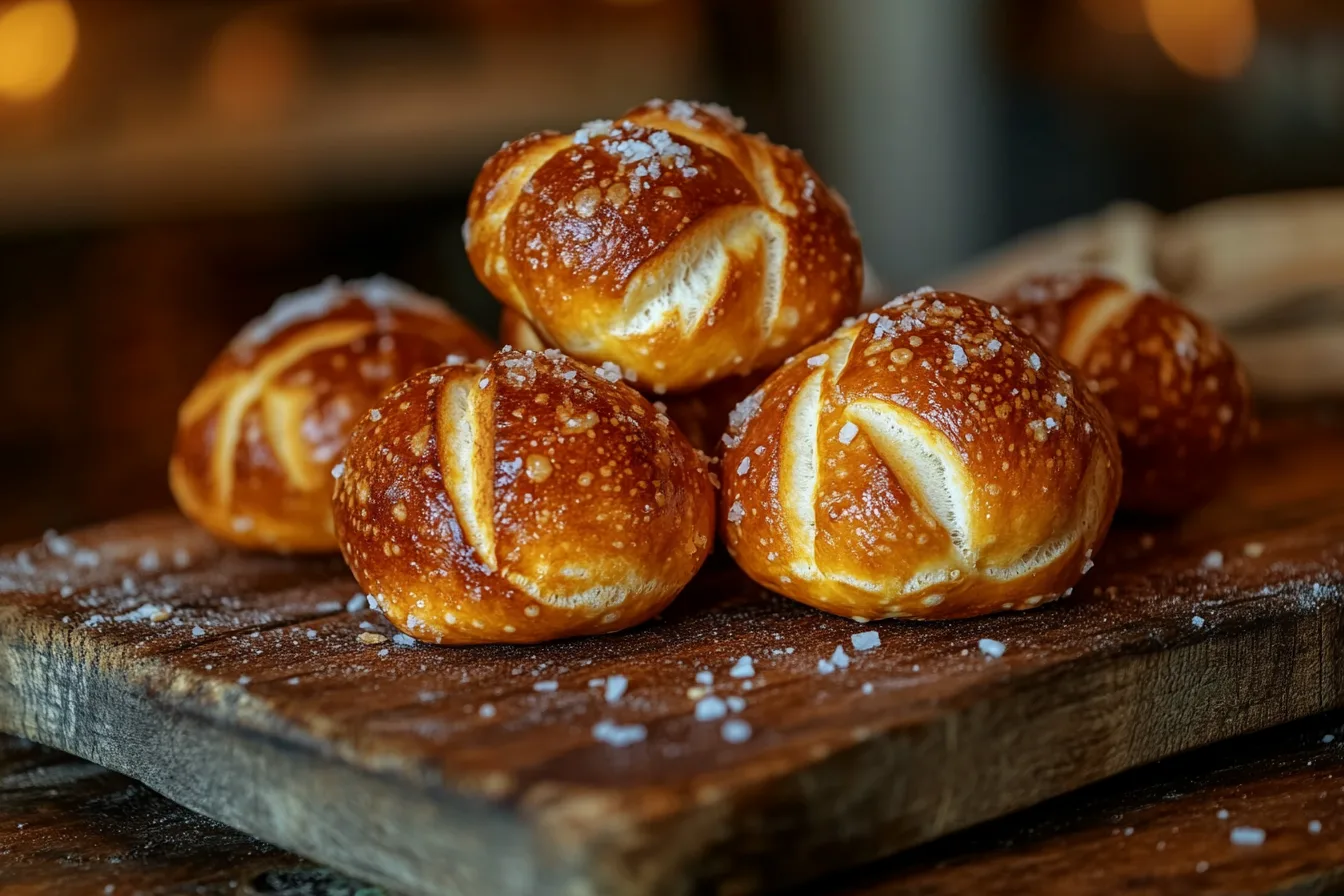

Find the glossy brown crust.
xmin=720 ymin=290 xmax=1122 ymax=621
xmin=1000 ymin=274 xmax=1253 ymax=514
xmin=499 ymin=307 xmax=761 ymax=455
xmin=170 ymin=278 xmax=493 ymax=552
xmin=466 ymin=99 xmax=864 ymax=394
xmin=332 ymin=349 xmax=717 ymax=645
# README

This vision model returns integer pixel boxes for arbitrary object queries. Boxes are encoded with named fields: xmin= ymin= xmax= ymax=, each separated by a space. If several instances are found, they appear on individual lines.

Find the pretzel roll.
xmin=466 ymin=98 xmax=863 ymax=394
xmin=333 ymin=349 xmax=716 ymax=645
xmin=499 ymin=307 xmax=761 ymax=454
xmin=170 ymin=277 xmax=493 ymax=552
xmin=999 ymin=274 xmax=1252 ymax=514
xmin=720 ymin=290 xmax=1121 ymax=621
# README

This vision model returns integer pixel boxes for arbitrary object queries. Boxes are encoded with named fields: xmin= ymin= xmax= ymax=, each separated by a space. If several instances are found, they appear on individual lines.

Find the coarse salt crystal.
xmin=729 ymin=655 xmax=755 ymax=678
xmin=393 ymin=633 xmax=416 ymax=647
xmin=817 ymin=659 xmax=835 ymax=675
xmin=1309 ymin=820 xmax=1323 ymax=834
xmin=592 ymin=720 xmax=646 ymax=747
xmin=950 ymin=344 xmax=968 ymax=367
xmin=605 ymin=674 xmax=628 ymax=703
xmin=369 ymin=409 xmax=382 ymax=422
xmin=331 ymin=463 xmax=345 ymax=479
xmin=533 ymin=681 xmax=558 ymax=692
xmin=238 ymin=676 xmax=251 ymax=685
xmin=1203 ymin=550 xmax=1224 ymax=569
xmin=727 ymin=501 xmax=745 ymax=524
xmin=479 ymin=703 xmax=496 ymax=718
xmin=861 ymin=682 xmax=874 ymax=694
xmin=837 ymin=422 xmax=859 ymax=445
xmin=695 ymin=670 xmax=713 ymax=686
xmin=1192 ymin=616 xmax=1205 ymax=628
xmin=721 ymin=719 xmax=752 ymax=744
xmin=726 ymin=695 xmax=745 ymax=712
xmin=1243 ymin=542 xmax=1265 ymax=558
xmin=1217 ymin=809 xmax=1229 ymax=819
xmin=737 ymin=457 xmax=751 ymax=475
xmin=1324 ymin=733 xmax=1336 ymax=743
xmin=830 ymin=645 xmax=850 ymax=669
xmin=851 ymin=631 xmax=880 ymax=651
xmin=1056 ymin=392 xmax=1068 ymax=407
xmin=978 ymin=638 xmax=1006 ymax=658
xmin=807 ymin=353 xmax=828 ymax=367
xmin=695 ymin=696 xmax=727 ymax=721
xmin=1229 ymin=826 xmax=1265 ymax=846
xmin=1028 ymin=353 xmax=1041 ymax=370
xmin=191 ymin=625 xmax=205 ymax=637
xmin=347 ymin=593 xmax=366 ymax=613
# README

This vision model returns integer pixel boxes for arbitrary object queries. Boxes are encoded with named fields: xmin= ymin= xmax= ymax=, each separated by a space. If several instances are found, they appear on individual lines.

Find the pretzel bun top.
xmin=1000 ymin=273 xmax=1252 ymax=514
xmin=465 ymin=99 xmax=863 ymax=393
xmin=719 ymin=289 xmax=1121 ymax=621
xmin=170 ymin=276 xmax=492 ymax=551
xmin=332 ymin=349 xmax=716 ymax=645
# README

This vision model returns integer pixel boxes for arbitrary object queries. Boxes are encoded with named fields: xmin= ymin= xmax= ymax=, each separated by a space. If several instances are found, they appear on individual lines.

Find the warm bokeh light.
xmin=1142 ymin=0 xmax=1258 ymax=80
xmin=203 ymin=9 xmax=307 ymax=124
xmin=1080 ymin=0 xmax=1147 ymax=35
xmin=0 ymin=0 xmax=78 ymax=102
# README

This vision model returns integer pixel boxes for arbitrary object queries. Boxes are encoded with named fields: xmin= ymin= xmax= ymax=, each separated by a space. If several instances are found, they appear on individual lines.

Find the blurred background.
xmin=1 ymin=0 xmax=1342 ymax=541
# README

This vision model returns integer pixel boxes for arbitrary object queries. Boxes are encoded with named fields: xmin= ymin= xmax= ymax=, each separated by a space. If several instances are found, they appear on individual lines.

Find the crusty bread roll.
xmin=499 ymin=307 xmax=760 ymax=455
xmin=170 ymin=276 xmax=492 ymax=552
xmin=333 ymin=349 xmax=716 ymax=644
xmin=465 ymin=98 xmax=864 ymax=394
xmin=720 ymin=290 xmax=1121 ymax=621
xmin=999 ymin=274 xmax=1252 ymax=515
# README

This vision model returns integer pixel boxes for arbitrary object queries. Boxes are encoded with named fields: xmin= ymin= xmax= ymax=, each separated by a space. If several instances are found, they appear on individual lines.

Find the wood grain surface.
xmin=9 ymin=709 xmax=1344 ymax=896
xmin=1 ymin=413 xmax=1342 ymax=896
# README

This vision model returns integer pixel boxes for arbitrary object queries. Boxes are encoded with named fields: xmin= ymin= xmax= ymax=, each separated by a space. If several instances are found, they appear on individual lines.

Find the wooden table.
xmin=4 ymin=710 xmax=1344 ymax=895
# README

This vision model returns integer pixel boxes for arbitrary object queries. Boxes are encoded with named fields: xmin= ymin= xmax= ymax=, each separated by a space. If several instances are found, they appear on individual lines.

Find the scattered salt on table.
xmin=1192 ymin=616 xmax=1205 ymax=628
xmin=604 ymin=675 xmax=628 ymax=703
xmin=1309 ymin=820 xmax=1323 ymax=834
xmin=392 ymin=633 xmax=416 ymax=647
xmin=851 ymin=631 xmax=880 ymax=652
xmin=1229 ymin=826 xmax=1265 ymax=846
xmin=1202 ymin=550 xmax=1224 ymax=570
xmin=729 ymin=655 xmax=755 ymax=678
xmin=726 ymin=695 xmax=746 ymax=712
xmin=695 ymin=670 xmax=713 ymax=686
xmin=592 ymin=720 xmax=646 ymax=747
xmin=721 ymin=719 xmax=752 ymax=744
xmin=695 ymin=696 xmax=727 ymax=722
xmin=533 ymin=681 xmax=558 ymax=692
xmin=830 ymin=645 xmax=850 ymax=669
xmin=479 ymin=703 xmax=496 ymax=718
xmin=978 ymin=638 xmax=1006 ymax=659
xmin=346 ymin=593 xmax=367 ymax=613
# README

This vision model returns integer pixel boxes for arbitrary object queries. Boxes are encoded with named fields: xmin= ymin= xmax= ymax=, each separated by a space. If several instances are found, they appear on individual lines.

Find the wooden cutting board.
xmin=1 ymin=413 xmax=1342 ymax=896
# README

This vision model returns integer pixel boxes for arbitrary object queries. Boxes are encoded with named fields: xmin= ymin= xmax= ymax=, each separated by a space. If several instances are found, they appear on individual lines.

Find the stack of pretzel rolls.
xmin=171 ymin=100 xmax=1256 ymax=642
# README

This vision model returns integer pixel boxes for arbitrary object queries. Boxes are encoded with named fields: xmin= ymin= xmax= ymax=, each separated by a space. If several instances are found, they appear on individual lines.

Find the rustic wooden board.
xmin=10 ymin=707 xmax=1344 ymax=896
xmin=0 ymin=733 xmax=331 ymax=896
xmin=837 ymin=710 xmax=1344 ymax=895
xmin=1 ymin=414 xmax=1342 ymax=896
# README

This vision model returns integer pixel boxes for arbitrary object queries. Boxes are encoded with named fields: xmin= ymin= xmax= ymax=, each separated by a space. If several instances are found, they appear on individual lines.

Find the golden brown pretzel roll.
xmin=720 ymin=290 xmax=1121 ymax=621
xmin=333 ymin=349 xmax=716 ymax=645
xmin=999 ymin=274 xmax=1252 ymax=515
xmin=170 ymin=276 xmax=493 ymax=552
xmin=499 ymin=307 xmax=761 ymax=455
xmin=466 ymin=98 xmax=864 ymax=394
